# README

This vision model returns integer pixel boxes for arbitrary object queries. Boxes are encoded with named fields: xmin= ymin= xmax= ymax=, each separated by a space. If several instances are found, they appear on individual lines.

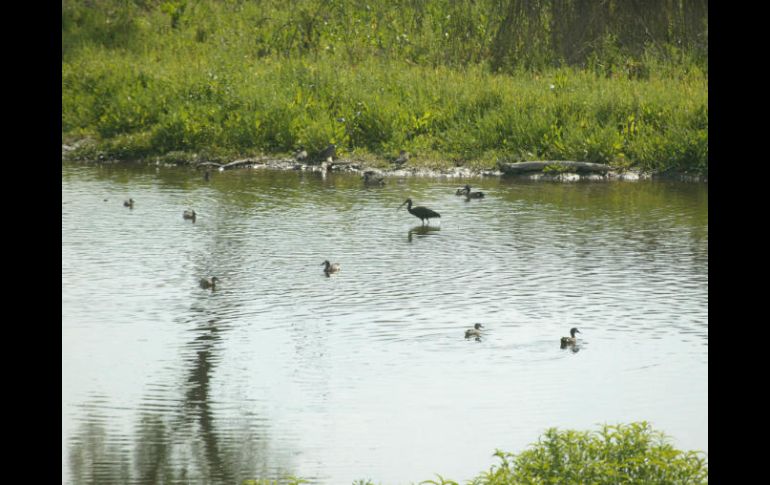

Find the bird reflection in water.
xmin=407 ymin=225 xmax=440 ymax=242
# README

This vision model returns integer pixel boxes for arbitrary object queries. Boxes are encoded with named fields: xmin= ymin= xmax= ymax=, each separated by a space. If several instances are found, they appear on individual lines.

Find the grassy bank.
xmin=62 ymin=1 xmax=708 ymax=175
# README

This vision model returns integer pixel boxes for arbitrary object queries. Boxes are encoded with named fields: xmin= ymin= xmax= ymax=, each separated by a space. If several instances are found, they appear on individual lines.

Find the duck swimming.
xmin=560 ymin=327 xmax=581 ymax=348
xmin=463 ymin=185 xmax=485 ymax=199
xmin=183 ymin=209 xmax=197 ymax=223
xmin=465 ymin=323 xmax=484 ymax=339
xmin=362 ymin=171 xmax=385 ymax=186
xmin=123 ymin=198 xmax=134 ymax=208
xmin=322 ymin=260 xmax=340 ymax=275
xmin=199 ymin=276 xmax=219 ymax=290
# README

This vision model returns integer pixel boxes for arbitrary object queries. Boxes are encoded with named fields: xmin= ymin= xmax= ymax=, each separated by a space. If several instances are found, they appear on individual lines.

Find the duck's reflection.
xmin=561 ymin=343 xmax=581 ymax=353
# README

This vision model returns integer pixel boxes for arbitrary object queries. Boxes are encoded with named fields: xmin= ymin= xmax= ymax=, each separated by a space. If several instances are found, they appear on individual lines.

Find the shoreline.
xmin=62 ymin=145 xmax=707 ymax=183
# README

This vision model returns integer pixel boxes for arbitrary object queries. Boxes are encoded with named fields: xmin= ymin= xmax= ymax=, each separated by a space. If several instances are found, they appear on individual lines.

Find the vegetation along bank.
xmin=62 ymin=1 xmax=708 ymax=179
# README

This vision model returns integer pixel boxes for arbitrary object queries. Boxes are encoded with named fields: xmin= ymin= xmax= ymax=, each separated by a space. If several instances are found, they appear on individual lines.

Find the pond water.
xmin=62 ymin=163 xmax=708 ymax=484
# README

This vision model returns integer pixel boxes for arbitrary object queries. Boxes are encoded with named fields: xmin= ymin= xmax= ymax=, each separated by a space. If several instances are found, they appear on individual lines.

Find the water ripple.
xmin=63 ymin=167 xmax=708 ymax=484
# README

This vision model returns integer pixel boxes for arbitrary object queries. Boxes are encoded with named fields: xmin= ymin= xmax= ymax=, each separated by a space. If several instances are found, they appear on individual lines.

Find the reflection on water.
xmin=62 ymin=164 xmax=707 ymax=484
xmin=407 ymin=224 xmax=441 ymax=242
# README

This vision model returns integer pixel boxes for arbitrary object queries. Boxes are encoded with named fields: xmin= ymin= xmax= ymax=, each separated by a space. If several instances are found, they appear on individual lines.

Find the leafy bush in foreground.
xmin=457 ymin=422 xmax=707 ymax=485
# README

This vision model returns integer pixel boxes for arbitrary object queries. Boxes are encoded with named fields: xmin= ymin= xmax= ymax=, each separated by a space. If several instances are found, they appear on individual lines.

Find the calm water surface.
xmin=62 ymin=163 xmax=708 ymax=484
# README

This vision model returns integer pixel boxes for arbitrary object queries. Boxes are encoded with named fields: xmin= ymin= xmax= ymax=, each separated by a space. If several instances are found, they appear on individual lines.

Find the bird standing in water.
xmin=321 ymin=260 xmax=340 ymax=276
xmin=560 ymin=327 xmax=581 ymax=348
xmin=398 ymin=198 xmax=441 ymax=225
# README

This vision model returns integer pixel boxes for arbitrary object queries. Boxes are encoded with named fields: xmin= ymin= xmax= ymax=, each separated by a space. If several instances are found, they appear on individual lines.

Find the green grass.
xmin=62 ymin=1 xmax=708 ymax=175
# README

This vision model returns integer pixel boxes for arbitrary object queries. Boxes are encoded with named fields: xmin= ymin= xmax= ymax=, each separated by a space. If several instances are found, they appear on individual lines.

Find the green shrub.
xmin=466 ymin=422 xmax=707 ymax=485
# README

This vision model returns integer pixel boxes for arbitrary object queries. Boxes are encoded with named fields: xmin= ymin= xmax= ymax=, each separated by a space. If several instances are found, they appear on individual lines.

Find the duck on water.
xmin=362 ymin=171 xmax=385 ymax=186
xmin=200 ymin=277 xmax=219 ymax=290
xmin=560 ymin=327 xmax=581 ymax=348
xmin=322 ymin=260 xmax=340 ymax=276
xmin=463 ymin=185 xmax=485 ymax=199
xmin=465 ymin=323 xmax=484 ymax=339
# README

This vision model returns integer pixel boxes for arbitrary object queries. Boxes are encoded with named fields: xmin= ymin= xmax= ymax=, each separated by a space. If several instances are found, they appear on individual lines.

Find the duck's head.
xmin=570 ymin=327 xmax=581 ymax=338
xmin=474 ymin=323 xmax=484 ymax=330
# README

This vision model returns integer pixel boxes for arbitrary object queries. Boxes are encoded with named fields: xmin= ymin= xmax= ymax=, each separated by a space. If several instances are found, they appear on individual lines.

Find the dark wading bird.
xmin=204 ymin=169 xmax=210 ymax=181
xmin=200 ymin=276 xmax=219 ymax=290
xmin=560 ymin=327 xmax=581 ymax=348
xmin=398 ymin=198 xmax=441 ymax=225
xmin=123 ymin=198 xmax=135 ymax=208
xmin=394 ymin=150 xmax=409 ymax=165
xmin=183 ymin=209 xmax=197 ymax=223
xmin=462 ymin=185 xmax=485 ymax=199
xmin=362 ymin=171 xmax=385 ymax=186
xmin=321 ymin=260 xmax=341 ymax=276
xmin=465 ymin=323 xmax=484 ymax=339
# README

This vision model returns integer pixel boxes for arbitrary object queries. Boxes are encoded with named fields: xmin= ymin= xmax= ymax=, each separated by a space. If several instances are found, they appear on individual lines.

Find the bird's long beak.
xmin=398 ymin=200 xmax=407 ymax=209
